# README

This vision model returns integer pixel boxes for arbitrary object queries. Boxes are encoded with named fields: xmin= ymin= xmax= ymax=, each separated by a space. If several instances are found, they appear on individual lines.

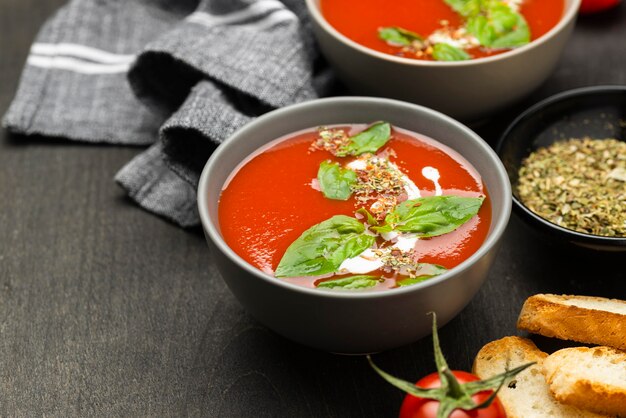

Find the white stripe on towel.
xmin=27 ymin=55 xmax=130 ymax=74
xmin=186 ymin=0 xmax=296 ymax=28
xmin=31 ymin=43 xmax=135 ymax=64
xmin=249 ymin=9 xmax=297 ymax=30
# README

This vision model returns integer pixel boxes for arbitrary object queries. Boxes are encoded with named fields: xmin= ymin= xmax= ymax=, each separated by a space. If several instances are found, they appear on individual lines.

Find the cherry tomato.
xmin=399 ymin=371 xmax=506 ymax=418
xmin=579 ymin=0 xmax=621 ymax=14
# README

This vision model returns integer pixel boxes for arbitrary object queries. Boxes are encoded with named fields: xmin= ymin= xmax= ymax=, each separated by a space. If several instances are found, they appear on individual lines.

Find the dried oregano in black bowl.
xmin=517 ymin=137 xmax=626 ymax=237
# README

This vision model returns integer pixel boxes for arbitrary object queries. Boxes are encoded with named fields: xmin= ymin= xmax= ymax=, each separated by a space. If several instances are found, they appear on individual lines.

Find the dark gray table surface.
xmin=1 ymin=1 xmax=625 ymax=416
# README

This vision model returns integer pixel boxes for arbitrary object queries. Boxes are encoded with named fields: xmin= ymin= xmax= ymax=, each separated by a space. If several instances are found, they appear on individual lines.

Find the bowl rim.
xmin=496 ymin=85 xmax=626 ymax=245
xmin=198 ymin=97 xmax=512 ymax=299
xmin=304 ymin=0 xmax=581 ymax=67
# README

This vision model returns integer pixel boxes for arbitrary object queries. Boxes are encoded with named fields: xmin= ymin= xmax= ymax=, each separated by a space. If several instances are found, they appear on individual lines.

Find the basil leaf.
xmin=373 ymin=196 xmax=484 ymax=237
xmin=445 ymin=0 xmax=530 ymax=49
xmin=397 ymin=264 xmax=447 ymax=287
xmin=432 ymin=43 xmax=471 ymax=61
xmin=317 ymin=275 xmax=381 ymax=289
xmin=275 ymin=215 xmax=376 ymax=278
xmin=488 ymin=10 xmax=530 ymax=48
xmin=378 ymin=27 xmax=424 ymax=47
xmin=337 ymin=122 xmax=392 ymax=157
xmin=445 ymin=0 xmax=482 ymax=17
xmin=318 ymin=161 xmax=357 ymax=201
xmin=397 ymin=276 xmax=432 ymax=287
xmin=356 ymin=207 xmax=379 ymax=226
xmin=466 ymin=3 xmax=530 ymax=48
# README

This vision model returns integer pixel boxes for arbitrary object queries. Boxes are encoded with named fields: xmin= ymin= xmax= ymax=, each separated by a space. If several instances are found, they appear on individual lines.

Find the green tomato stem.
xmin=441 ymin=367 xmax=466 ymax=399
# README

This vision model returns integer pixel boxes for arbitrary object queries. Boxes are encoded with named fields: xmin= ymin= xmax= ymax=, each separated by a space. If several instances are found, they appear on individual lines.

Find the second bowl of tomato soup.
xmin=305 ymin=0 xmax=580 ymax=121
xmin=198 ymin=97 xmax=511 ymax=353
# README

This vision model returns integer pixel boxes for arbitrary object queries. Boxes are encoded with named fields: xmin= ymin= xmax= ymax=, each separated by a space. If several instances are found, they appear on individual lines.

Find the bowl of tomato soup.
xmin=198 ymin=97 xmax=511 ymax=353
xmin=305 ymin=0 xmax=580 ymax=121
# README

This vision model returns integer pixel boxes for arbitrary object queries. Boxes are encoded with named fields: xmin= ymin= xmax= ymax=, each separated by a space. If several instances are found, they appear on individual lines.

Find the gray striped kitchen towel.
xmin=3 ymin=0 xmax=334 ymax=227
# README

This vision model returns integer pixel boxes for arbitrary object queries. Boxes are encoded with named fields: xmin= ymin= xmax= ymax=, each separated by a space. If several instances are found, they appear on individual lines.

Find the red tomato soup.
xmin=218 ymin=124 xmax=492 ymax=290
xmin=320 ymin=0 xmax=564 ymax=61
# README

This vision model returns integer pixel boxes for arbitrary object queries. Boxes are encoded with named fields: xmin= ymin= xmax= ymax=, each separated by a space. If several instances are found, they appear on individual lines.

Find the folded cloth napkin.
xmin=3 ymin=0 xmax=334 ymax=227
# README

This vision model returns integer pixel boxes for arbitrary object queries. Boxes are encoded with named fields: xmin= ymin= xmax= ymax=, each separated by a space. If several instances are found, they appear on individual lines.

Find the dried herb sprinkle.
xmin=310 ymin=127 xmax=350 ymax=155
xmin=517 ymin=137 xmax=626 ymax=237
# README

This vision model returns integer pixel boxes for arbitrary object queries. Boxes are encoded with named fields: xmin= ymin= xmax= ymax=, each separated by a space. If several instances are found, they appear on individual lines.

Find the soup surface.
xmin=320 ymin=0 xmax=564 ymax=61
xmin=218 ymin=124 xmax=491 ymax=290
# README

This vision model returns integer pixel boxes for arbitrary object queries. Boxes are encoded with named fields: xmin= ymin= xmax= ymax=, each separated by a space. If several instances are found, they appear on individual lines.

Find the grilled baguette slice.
xmin=517 ymin=294 xmax=626 ymax=350
xmin=473 ymin=337 xmax=608 ymax=418
xmin=543 ymin=346 xmax=626 ymax=417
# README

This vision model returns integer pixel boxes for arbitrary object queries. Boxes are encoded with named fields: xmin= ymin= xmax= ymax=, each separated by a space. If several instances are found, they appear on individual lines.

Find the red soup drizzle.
xmin=218 ymin=125 xmax=492 ymax=290
xmin=320 ymin=0 xmax=564 ymax=60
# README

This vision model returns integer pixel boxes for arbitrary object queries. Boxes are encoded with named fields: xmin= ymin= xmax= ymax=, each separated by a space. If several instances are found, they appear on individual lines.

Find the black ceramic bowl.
xmin=497 ymin=85 xmax=626 ymax=251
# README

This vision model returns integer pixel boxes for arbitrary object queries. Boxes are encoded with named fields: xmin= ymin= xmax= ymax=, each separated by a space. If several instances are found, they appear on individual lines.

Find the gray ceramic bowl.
xmin=305 ymin=0 xmax=581 ymax=121
xmin=197 ymin=97 xmax=511 ymax=354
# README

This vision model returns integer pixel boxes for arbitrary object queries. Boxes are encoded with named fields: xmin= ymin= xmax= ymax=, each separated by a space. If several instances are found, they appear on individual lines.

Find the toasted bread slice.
xmin=517 ymin=294 xmax=626 ymax=351
xmin=543 ymin=346 xmax=626 ymax=416
xmin=473 ymin=337 xmax=608 ymax=418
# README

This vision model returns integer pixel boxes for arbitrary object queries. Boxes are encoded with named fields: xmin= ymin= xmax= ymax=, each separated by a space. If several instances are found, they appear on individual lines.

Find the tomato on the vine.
xmin=369 ymin=313 xmax=531 ymax=418
xmin=399 ymin=371 xmax=506 ymax=418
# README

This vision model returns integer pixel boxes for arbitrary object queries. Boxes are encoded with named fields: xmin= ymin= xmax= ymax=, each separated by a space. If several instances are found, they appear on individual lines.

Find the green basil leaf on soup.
xmin=318 ymin=161 xmax=357 ymax=201
xmin=356 ymin=207 xmax=379 ymax=226
xmin=317 ymin=275 xmax=381 ymax=289
xmin=373 ymin=196 xmax=484 ymax=237
xmin=444 ymin=0 xmax=482 ymax=17
xmin=488 ymin=11 xmax=530 ymax=48
xmin=396 ymin=264 xmax=448 ymax=287
xmin=275 ymin=215 xmax=376 ymax=278
xmin=466 ymin=4 xmax=530 ymax=48
xmin=432 ymin=43 xmax=471 ymax=61
xmin=378 ymin=27 xmax=424 ymax=47
xmin=337 ymin=122 xmax=392 ymax=157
